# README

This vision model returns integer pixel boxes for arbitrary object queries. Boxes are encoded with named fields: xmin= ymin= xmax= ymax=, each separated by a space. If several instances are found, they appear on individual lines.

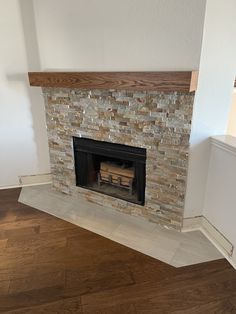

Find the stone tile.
xmin=42 ymin=88 xmax=195 ymax=229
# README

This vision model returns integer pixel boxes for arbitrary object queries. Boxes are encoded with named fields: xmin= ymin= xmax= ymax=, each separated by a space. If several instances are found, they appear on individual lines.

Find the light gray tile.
xmin=19 ymin=185 xmax=223 ymax=268
xmin=170 ymin=242 xmax=223 ymax=267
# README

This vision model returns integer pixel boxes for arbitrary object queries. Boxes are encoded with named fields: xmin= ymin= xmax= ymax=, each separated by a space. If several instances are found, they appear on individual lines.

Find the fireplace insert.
xmin=73 ymin=137 xmax=146 ymax=205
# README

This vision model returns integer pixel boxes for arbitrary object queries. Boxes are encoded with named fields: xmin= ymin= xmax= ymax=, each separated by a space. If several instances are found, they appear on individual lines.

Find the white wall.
xmin=227 ymin=92 xmax=236 ymax=137
xmin=204 ymin=137 xmax=236 ymax=265
xmin=0 ymin=0 xmax=50 ymax=188
xmin=33 ymin=0 xmax=206 ymax=71
xmin=0 ymin=0 xmax=206 ymax=188
xmin=184 ymin=0 xmax=236 ymax=218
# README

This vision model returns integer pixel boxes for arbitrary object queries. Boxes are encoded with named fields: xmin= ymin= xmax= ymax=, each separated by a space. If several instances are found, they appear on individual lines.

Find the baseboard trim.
xmin=200 ymin=225 xmax=236 ymax=270
xmin=19 ymin=173 xmax=52 ymax=186
xmin=182 ymin=216 xmax=203 ymax=232
xmin=182 ymin=216 xmax=236 ymax=269
xmin=201 ymin=216 xmax=233 ymax=256
xmin=0 ymin=173 xmax=52 ymax=190
xmin=0 ymin=184 xmax=25 ymax=190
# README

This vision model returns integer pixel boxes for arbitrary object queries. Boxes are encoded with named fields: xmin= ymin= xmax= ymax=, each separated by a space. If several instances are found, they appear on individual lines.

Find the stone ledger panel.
xmin=43 ymin=88 xmax=194 ymax=229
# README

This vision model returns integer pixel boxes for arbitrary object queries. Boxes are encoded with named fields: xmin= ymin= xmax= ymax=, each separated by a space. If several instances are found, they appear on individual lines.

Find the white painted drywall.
xmin=33 ymin=0 xmax=206 ymax=71
xmin=184 ymin=0 xmax=236 ymax=218
xmin=204 ymin=136 xmax=236 ymax=264
xmin=1 ymin=0 xmax=206 ymax=188
xmin=0 ymin=1 xmax=50 ymax=188
xmin=227 ymin=92 xmax=236 ymax=137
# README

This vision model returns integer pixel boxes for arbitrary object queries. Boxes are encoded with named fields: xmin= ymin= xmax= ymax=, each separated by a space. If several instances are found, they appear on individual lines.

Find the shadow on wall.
xmin=184 ymin=133 xmax=212 ymax=218
xmin=7 ymin=0 xmax=50 ymax=174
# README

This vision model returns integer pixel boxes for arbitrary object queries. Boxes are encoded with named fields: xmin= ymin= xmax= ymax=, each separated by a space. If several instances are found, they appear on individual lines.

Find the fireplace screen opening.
xmin=73 ymin=137 xmax=146 ymax=205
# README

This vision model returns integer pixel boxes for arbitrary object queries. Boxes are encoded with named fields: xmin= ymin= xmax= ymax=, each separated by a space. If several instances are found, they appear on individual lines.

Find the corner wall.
xmin=0 ymin=0 xmax=50 ymax=187
xmin=203 ymin=137 xmax=236 ymax=266
xmin=184 ymin=0 xmax=236 ymax=218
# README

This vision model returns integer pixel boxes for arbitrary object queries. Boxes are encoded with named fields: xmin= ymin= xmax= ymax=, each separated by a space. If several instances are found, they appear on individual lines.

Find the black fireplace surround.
xmin=73 ymin=137 xmax=146 ymax=205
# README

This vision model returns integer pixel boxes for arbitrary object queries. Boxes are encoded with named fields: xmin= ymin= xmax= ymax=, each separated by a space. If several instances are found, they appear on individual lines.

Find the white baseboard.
xmin=19 ymin=173 xmax=52 ymax=186
xmin=200 ymin=224 xmax=236 ymax=270
xmin=182 ymin=216 xmax=236 ymax=269
xmin=0 ymin=184 xmax=25 ymax=190
xmin=0 ymin=173 xmax=52 ymax=190
xmin=182 ymin=216 xmax=203 ymax=231
xmin=201 ymin=216 xmax=233 ymax=256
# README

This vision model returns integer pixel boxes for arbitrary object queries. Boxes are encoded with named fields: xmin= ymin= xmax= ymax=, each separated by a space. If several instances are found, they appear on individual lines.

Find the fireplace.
xmin=35 ymin=71 xmax=196 ymax=229
xmin=73 ymin=137 xmax=146 ymax=205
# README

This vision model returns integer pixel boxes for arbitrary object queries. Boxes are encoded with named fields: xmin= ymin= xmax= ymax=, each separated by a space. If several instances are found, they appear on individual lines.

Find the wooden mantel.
xmin=28 ymin=71 xmax=198 ymax=92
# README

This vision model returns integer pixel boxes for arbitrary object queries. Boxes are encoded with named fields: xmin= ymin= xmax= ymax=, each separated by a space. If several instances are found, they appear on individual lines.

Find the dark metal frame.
xmin=73 ymin=137 xmax=146 ymax=206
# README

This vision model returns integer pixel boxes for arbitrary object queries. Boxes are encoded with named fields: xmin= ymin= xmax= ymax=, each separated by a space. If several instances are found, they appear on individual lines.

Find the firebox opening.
xmin=73 ymin=137 xmax=146 ymax=205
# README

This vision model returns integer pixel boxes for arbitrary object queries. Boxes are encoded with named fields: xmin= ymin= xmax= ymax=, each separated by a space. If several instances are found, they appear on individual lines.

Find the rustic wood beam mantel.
xmin=28 ymin=71 xmax=198 ymax=92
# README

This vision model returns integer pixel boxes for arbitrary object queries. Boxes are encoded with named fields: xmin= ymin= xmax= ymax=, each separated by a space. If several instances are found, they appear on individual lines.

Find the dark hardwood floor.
xmin=0 ymin=188 xmax=236 ymax=313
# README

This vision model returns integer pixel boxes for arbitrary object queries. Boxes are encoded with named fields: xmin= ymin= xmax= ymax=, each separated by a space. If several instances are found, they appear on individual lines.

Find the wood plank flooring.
xmin=0 ymin=188 xmax=236 ymax=313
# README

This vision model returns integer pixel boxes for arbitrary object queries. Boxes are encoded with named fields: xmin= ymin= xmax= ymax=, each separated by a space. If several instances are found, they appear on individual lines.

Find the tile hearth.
xmin=19 ymin=184 xmax=223 ymax=267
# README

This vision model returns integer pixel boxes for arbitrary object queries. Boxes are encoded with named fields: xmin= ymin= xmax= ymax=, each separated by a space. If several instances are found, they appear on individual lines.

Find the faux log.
xmin=99 ymin=171 xmax=131 ymax=187
xmin=100 ymin=162 xmax=134 ymax=178
xmin=28 ymin=71 xmax=198 ymax=92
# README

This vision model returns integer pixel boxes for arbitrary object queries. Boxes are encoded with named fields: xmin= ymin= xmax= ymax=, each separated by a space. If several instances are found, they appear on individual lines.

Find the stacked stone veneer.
xmin=43 ymin=88 xmax=194 ymax=230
